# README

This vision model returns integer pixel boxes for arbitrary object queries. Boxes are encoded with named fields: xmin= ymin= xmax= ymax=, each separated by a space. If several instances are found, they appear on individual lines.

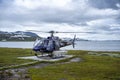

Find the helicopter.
xmin=27 ymin=30 xmax=78 ymax=58
xmin=27 ymin=30 xmax=98 ymax=58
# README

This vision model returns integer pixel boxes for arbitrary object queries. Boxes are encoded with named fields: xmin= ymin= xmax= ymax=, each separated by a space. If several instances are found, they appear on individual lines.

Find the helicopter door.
xmin=46 ymin=40 xmax=54 ymax=52
xmin=43 ymin=39 xmax=48 ymax=49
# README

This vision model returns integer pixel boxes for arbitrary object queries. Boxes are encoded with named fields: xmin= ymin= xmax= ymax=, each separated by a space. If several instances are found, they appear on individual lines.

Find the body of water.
xmin=0 ymin=41 xmax=120 ymax=51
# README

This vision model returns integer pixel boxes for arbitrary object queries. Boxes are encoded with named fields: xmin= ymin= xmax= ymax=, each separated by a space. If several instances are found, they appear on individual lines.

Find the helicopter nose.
xmin=33 ymin=46 xmax=41 ymax=51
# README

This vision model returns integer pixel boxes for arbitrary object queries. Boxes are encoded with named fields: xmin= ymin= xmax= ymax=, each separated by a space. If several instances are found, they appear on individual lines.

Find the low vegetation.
xmin=0 ymin=48 xmax=120 ymax=80
xmin=0 ymin=48 xmax=34 ymax=68
xmin=29 ymin=50 xmax=120 ymax=80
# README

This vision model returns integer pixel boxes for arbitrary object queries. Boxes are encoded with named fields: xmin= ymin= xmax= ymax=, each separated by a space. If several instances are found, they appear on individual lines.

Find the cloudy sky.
xmin=0 ymin=0 xmax=120 ymax=40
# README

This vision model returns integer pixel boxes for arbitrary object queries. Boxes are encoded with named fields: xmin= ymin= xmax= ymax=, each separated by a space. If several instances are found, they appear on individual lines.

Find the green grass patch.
xmin=0 ymin=48 xmax=35 ymax=68
xmin=29 ymin=50 xmax=120 ymax=80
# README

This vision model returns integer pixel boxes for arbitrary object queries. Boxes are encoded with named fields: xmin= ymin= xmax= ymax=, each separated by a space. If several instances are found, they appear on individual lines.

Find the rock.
xmin=70 ymin=58 xmax=81 ymax=62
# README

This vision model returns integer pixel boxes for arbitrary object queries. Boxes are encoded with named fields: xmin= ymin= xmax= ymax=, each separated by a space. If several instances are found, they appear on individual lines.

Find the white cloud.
xmin=86 ymin=18 xmax=116 ymax=26
xmin=86 ymin=18 xmax=120 ymax=33
xmin=13 ymin=0 xmax=73 ymax=10
xmin=86 ymin=8 xmax=120 ymax=19
xmin=116 ymin=3 xmax=120 ymax=8
xmin=86 ymin=34 xmax=120 ymax=40
xmin=0 ymin=0 xmax=120 ymax=40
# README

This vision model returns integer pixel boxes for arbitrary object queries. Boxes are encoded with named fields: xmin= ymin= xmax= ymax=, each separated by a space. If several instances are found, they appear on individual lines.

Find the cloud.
xmin=0 ymin=0 xmax=120 ymax=40
xmin=13 ymin=0 xmax=73 ymax=10
xmin=116 ymin=3 xmax=120 ymax=8
xmin=88 ymin=0 xmax=120 ymax=9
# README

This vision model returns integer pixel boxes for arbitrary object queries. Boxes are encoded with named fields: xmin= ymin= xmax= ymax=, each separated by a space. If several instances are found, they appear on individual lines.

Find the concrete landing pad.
xmin=18 ymin=55 xmax=74 ymax=62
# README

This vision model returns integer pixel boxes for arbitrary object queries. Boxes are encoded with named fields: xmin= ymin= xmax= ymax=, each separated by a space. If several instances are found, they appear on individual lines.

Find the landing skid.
xmin=34 ymin=51 xmax=67 ymax=59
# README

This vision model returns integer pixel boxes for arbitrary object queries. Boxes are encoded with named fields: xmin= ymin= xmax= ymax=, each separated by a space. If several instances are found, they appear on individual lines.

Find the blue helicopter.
xmin=27 ymin=30 xmax=77 ymax=57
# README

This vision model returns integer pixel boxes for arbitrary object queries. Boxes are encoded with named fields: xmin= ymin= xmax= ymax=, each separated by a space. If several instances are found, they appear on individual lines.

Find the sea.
xmin=0 ymin=41 xmax=120 ymax=51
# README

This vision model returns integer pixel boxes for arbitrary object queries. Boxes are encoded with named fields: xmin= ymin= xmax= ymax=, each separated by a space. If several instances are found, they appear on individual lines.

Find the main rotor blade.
xmin=27 ymin=30 xmax=57 ymax=33
xmin=26 ymin=30 xmax=48 ymax=33
xmin=27 ymin=30 xmax=98 ymax=34
xmin=56 ymin=31 xmax=98 ymax=34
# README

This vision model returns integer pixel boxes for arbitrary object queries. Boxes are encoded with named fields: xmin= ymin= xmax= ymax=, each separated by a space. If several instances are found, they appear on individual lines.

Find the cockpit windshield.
xmin=34 ymin=39 xmax=43 ymax=47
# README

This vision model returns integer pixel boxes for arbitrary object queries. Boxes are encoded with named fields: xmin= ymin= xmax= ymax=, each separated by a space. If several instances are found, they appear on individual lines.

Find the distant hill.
xmin=0 ymin=31 xmax=40 ymax=41
xmin=14 ymin=31 xmax=39 ymax=37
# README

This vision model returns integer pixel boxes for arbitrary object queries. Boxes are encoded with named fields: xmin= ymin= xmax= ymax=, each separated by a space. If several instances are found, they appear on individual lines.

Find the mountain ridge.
xmin=0 ymin=31 xmax=40 ymax=41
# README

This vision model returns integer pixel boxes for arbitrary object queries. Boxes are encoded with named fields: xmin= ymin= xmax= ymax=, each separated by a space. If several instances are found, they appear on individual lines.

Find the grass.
xmin=0 ymin=48 xmax=34 ymax=68
xmin=0 ymin=48 xmax=120 ymax=80
xmin=29 ymin=50 xmax=120 ymax=80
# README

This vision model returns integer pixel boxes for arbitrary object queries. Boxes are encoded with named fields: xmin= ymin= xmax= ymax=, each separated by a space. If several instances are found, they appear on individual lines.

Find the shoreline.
xmin=0 ymin=41 xmax=120 ymax=51
xmin=0 ymin=47 xmax=120 ymax=52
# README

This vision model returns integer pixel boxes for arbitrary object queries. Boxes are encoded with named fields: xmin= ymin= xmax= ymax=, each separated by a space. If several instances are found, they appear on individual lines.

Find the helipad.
xmin=18 ymin=54 xmax=74 ymax=62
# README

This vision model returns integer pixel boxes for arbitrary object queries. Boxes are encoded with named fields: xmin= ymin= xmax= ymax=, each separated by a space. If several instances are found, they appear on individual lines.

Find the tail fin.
xmin=72 ymin=35 xmax=76 ymax=48
xmin=21 ymin=32 xmax=24 ymax=40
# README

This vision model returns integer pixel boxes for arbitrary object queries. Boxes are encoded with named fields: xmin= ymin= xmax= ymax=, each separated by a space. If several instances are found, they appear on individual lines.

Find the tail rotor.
xmin=72 ymin=35 xmax=76 ymax=48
